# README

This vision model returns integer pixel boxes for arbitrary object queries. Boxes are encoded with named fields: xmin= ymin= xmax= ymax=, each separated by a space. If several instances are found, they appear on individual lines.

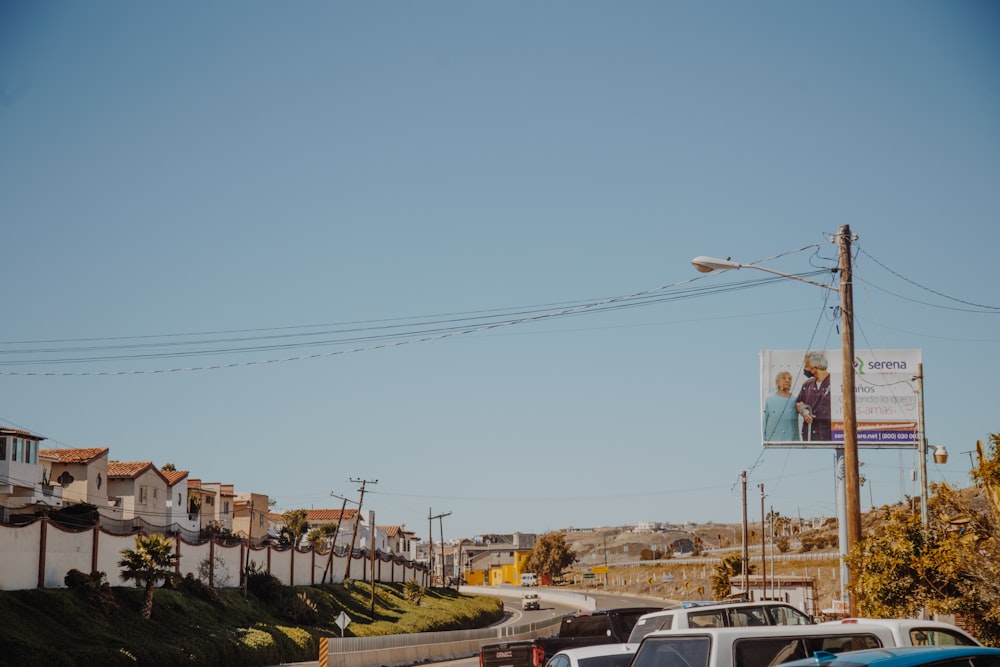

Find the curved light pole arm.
xmin=690 ymin=256 xmax=838 ymax=291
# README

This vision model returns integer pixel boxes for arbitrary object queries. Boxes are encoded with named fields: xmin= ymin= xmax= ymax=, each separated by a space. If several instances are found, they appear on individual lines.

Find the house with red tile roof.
xmin=39 ymin=446 xmax=110 ymax=508
xmin=188 ymin=480 xmax=235 ymax=533
xmin=233 ymin=491 xmax=270 ymax=543
xmin=0 ymin=427 xmax=62 ymax=520
xmin=104 ymin=461 xmax=171 ymax=528
xmin=380 ymin=524 xmax=419 ymax=557
xmin=160 ymin=467 xmax=199 ymax=534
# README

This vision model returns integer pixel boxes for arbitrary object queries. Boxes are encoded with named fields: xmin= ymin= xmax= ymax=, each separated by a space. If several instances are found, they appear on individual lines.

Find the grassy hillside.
xmin=0 ymin=578 xmax=504 ymax=667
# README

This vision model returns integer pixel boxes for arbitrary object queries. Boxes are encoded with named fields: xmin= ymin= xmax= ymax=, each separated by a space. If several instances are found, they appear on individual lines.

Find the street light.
xmin=692 ymin=224 xmax=861 ymax=615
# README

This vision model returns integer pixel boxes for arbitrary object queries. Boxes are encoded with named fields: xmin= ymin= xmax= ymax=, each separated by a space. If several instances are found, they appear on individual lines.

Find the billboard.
xmin=760 ymin=349 xmax=921 ymax=448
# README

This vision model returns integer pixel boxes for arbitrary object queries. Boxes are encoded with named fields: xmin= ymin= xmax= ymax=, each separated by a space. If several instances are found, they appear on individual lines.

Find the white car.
xmin=522 ymin=592 xmax=541 ymax=611
xmin=544 ymin=643 xmax=636 ymax=667
xmin=628 ymin=600 xmax=814 ymax=644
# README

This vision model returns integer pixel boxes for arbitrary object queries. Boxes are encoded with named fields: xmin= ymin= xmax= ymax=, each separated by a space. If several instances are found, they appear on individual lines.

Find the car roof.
xmin=780 ymin=645 xmax=1000 ymax=667
xmin=574 ymin=606 xmax=664 ymax=618
xmin=639 ymin=600 xmax=802 ymax=617
xmin=823 ymin=619 xmax=979 ymax=640
xmin=822 ymin=619 xmax=976 ymax=634
xmin=551 ymin=643 xmax=636 ymax=659
xmin=643 ymin=622 xmax=895 ymax=639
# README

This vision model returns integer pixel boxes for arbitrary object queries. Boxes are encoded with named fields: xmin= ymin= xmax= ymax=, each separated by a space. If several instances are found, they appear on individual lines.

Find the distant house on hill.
xmin=380 ymin=524 xmax=418 ymax=557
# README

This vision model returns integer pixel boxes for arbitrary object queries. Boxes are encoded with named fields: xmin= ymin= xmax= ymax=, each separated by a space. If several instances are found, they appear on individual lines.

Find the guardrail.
xmin=320 ymin=586 xmax=595 ymax=667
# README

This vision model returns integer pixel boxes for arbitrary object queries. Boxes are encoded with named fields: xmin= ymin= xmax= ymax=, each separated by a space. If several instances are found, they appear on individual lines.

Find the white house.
xmin=104 ymin=461 xmax=171 ymax=527
xmin=39 ymin=446 xmax=108 ymax=508
xmin=0 ymin=427 xmax=62 ymax=521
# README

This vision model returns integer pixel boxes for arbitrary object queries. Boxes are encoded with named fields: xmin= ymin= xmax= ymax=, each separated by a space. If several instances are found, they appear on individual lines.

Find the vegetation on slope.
xmin=0 ymin=577 xmax=504 ymax=667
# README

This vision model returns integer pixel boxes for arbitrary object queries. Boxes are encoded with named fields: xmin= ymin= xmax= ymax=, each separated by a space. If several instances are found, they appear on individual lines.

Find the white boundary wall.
xmin=0 ymin=519 xmax=428 ymax=590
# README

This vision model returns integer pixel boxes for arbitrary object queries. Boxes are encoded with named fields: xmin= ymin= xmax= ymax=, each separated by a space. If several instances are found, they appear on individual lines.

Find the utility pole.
xmin=429 ymin=509 xmax=451 ymax=586
xmin=769 ymin=505 xmax=776 ymax=600
xmin=759 ymin=483 xmax=766 ymax=601
xmin=327 ymin=492 xmax=358 ymax=584
xmin=741 ymin=471 xmax=749 ymax=598
xmin=838 ymin=225 xmax=861 ymax=617
xmin=369 ymin=510 xmax=376 ymax=615
xmin=344 ymin=478 xmax=377 ymax=581
xmin=243 ymin=500 xmax=254 ymax=600
xmin=915 ymin=364 xmax=929 ymax=528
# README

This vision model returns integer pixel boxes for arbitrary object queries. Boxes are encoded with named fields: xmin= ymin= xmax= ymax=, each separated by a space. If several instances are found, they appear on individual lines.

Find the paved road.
xmin=273 ymin=587 xmax=597 ymax=667
xmin=425 ymin=590 xmax=667 ymax=667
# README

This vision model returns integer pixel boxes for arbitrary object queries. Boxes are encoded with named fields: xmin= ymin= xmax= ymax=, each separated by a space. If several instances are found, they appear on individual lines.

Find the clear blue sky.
xmin=2 ymin=1 xmax=998 ymax=541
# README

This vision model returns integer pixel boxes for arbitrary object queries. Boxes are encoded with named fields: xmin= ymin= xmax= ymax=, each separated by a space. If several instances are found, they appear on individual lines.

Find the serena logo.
xmin=854 ymin=356 xmax=865 ymax=375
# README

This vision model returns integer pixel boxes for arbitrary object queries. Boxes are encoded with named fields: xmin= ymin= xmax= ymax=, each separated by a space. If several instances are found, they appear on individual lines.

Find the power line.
xmin=0 ymin=271 xmax=832 ymax=375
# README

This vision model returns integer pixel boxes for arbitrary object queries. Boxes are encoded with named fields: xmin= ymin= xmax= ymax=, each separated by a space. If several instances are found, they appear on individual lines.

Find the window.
xmin=733 ymin=634 xmax=882 ymax=667
xmin=629 ymin=614 xmax=674 ymax=643
xmin=139 ymin=486 xmax=148 ymax=504
xmin=730 ymin=608 xmax=769 ymax=627
xmin=765 ymin=606 xmax=813 ymax=626
xmin=909 ymin=628 xmax=977 ymax=647
xmin=223 ymin=501 xmax=230 ymax=515
xmin=12 ymin=438 xmax=20 ymax=462
xmin=689 ymin=610 xmax=727 ymax=628
xmin=631 ymin=636 xmax=711 ymax=667
xmin=0 ymin=437 xmax=6 ymax=460
xmin=562 ymin=615 xmax=612 ymax=638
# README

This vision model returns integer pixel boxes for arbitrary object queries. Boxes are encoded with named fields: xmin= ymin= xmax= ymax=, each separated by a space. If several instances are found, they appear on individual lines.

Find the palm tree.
xmin=711 ymin=553 xmax=756 ymax=600
xmin=118 ymin=533 xmax=178 ymax=619
xmin=281 ymin=509 xmax=310 ymax=547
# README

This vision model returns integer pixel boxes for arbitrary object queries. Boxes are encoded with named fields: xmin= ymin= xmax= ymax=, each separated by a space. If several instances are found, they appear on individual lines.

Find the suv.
xmin=522 ymin=592 xmax=541 ymax=611
xmin=628 ymin=601 xmax=813 ymax=644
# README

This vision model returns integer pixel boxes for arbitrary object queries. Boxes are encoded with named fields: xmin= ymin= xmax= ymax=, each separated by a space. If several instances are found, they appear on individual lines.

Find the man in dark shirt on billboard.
xmin=796 ymin=351 xmax=832 ymax=441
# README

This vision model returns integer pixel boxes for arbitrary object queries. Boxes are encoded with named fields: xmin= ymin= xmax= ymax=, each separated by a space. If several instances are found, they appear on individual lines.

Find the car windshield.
xmin=578 ymin=655 xmax=635 ymax=667
xmin=629 ymin=615 xmax=673 ymax=643
xmin=632 ymin=636 xmax=710 ymax=667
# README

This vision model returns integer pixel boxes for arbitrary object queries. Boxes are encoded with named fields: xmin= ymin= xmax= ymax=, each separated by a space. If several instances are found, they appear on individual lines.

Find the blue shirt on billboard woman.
xmin=796 ymin=351 xmax=832 ymax=441
xmin=763 ymin=370 xmax=800 ymax=442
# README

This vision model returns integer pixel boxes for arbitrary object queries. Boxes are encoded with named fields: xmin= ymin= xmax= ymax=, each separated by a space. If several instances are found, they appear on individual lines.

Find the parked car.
xmin=544 ymin=643 xmax=637 ymax=667
xmin=628 ymin=600 xmax=814 ymax=644
xmin=778 ymin=645 xmax=1000 ymax=667
xmin=630 ymin=622 xmax=900 ymax=667
xmin=523 ymin=592 xmax=541 ymax=611
xmin=481 ymin=606 xmax=662 ymax=667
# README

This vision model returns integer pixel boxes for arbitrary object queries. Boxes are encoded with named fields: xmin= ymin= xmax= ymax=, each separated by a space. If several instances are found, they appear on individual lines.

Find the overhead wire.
xmin=0 ymin=270 xmax=836 ymax=375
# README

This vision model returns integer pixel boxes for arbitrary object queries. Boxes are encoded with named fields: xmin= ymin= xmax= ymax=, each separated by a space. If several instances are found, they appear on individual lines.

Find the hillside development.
xmin=559 ymin=521 xmax=846 ymax=612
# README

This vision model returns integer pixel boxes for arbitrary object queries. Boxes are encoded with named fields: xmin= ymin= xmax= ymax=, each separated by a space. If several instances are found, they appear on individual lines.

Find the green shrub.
xmin=63 ymin=569 xmax=119 ymax=616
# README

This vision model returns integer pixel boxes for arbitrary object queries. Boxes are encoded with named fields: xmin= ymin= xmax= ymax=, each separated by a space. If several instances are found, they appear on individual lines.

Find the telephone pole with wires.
xmin=344 ymin=478 xmax=377 ymax=581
